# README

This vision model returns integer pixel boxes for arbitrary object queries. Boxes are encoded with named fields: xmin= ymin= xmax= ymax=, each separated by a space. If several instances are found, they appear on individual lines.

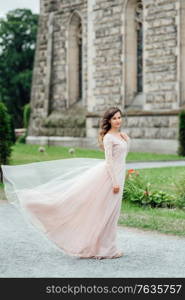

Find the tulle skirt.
xmin=2 ymin=157 xmax=126 ymax=258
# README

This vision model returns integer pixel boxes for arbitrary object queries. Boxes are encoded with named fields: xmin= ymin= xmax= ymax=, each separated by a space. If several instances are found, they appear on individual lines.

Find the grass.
xmin=132 ymin=166 xmax=185 ymax=194
xmin=119 ymin=201 xmax=185 ymax=236
xmin=5 ymin=142 xmax=185 ymax=165
xmin=127 ymin=152 xmax=185 ymax=162
xmin=119 ymin=166 xmax=185 ymax=236
xmin=9 ymin=143 xmax=103 ymax=165
xmin=1 ymin=142 xmax=185 ymax=236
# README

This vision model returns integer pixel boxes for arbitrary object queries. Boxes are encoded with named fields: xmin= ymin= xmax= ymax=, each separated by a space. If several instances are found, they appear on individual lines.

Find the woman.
xmin=2 ymin=107 xmax=131 ymax=260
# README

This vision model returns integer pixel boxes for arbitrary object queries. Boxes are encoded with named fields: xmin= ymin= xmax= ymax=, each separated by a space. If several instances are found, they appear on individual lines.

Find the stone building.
xmin=27 ymin=0 xmax=185 ymax=154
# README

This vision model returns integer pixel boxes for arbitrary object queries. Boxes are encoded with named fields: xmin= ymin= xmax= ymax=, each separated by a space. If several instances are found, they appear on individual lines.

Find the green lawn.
xmin=6 ymin=142 xmax=185 ymax=165
xmin=132 ymin=166 xmax=185 ymax=194
xmin=1 ymin=142 xmax=185 ymax=236
xmin=119 ymin=201 xmax=185 ymax=236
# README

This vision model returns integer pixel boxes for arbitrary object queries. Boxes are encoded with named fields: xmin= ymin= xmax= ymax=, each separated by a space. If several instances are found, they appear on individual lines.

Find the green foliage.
xmin=9 ymin=114 xmax=16 ymax=144
xmin=0 ymin=9 xmax=38 ymax=128
xmin=23 ymin=103 xmax=31 ymax=128
xmin=178 ymin=110 xmax=185 ymax=156
xmin=173 ymin=172 xmax=185 ymax=209
xmin=16 ymin=134 xmax=26 ymax=144
xmin=123 ymin=170 xmax=176 ymax=208
xmin=0 ymin=102 xmax=13 ymax=181
xmin=16 ymin=103 xmax=31 ymax=144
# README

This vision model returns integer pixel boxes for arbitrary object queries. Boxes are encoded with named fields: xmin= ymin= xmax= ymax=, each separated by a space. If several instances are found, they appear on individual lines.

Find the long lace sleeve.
xmin=103 ymin=135 xmax=118 ymax=187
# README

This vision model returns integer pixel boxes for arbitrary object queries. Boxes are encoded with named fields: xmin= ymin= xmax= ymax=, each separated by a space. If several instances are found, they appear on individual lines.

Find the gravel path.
xmin=0 ymin=201 xmax=185 ymax=278
xmin=1 ymin=160 xmax=185 ymax=278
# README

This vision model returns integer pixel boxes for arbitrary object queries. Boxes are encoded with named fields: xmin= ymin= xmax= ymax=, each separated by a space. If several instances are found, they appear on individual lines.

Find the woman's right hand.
xmin=113 ymin=185 xmax=120 ymax=193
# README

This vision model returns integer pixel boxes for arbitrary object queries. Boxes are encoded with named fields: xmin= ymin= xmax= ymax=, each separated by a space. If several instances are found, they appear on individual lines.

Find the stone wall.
xmin=86 ymin=110 xmax=179 ymax=139
xmin=90 ymin=0 xmax=180 ymax=112
xmin=28 ymin=0 xmax=89 ymax=137
xmin=91 ymin=0 xmax=123 ymax=113
xmin=144 ymin=0 xmax=179 ymax=110
xmin=27 ymin=0 xmax=183 ymax=154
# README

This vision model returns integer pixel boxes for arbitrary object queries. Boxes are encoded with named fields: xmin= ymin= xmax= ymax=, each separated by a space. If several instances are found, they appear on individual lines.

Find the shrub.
xmin=23 ymin=103 xmax=31 ymax=128
xmin=173 ymin=172 xmax=185 ymax=209
xmin=178 ymin=110 xmax=185 ymax=156
xmin=9 ymin=115 xmax=16 ymax=144
xmin=17 ymin=103 xmax=31 ymax=144
xmin=16 ymin=134 xmax=26 ymax=144
xmin=123 ymin=169 xmax=176 ymax=208
xmin=0 ymin=102 xmax=13 ymax=181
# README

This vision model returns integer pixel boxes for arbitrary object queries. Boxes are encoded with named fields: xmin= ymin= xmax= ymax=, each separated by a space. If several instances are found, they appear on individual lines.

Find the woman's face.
xmin=109 ymin=111 xmax=122 ymax=129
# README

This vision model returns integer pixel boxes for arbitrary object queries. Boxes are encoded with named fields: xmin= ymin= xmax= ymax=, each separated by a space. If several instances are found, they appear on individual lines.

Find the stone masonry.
xmin=27 ymin=0 xmax=185 ymax=154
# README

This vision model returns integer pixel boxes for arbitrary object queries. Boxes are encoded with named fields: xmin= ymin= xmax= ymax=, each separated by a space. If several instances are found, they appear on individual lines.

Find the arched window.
xmin=67 ymin=12 xmax=83 ymax=107
xmin=77 ymin=23 xmax=82 ymax=101
xmin=135 ymin=0 xmax=143 ymax=93
xmin=124 ymin=0 xmax=143 ymax=108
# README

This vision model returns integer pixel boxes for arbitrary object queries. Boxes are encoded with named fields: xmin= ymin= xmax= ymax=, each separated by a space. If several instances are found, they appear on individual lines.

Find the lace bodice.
xmin=103 ymin=133 xmax=131 ymax=187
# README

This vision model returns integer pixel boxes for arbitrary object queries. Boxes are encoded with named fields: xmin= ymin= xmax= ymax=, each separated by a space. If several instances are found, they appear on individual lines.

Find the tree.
xmin=0 ymin=9 xmax=38 ymax=128
xmin=0 ymin=102 xmax=13 ymax=181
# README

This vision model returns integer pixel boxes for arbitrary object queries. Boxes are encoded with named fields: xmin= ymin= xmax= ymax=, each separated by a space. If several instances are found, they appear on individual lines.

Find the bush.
xmin=23 ymin=103 xmax=31 ymax=128
xmin=16 ymin=134 xmax=26 ymax=144
xmin=0 ymin=102 xmax=13 ymax=181
xmin=178 ymin=110 xmax=185 ymax=156
xmin=123 ymin=169 xmax=176 ymax=208
xmin=17 ymin=103 xmax=31 ymax=144
xmin=173 ymin=172 xmax=185 ymax=209
xmin=9 ymin=114 xmax=16 ymax=144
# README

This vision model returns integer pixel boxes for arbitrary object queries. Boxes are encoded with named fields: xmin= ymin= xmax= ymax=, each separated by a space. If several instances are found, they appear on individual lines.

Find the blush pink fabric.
xmin=2 ymin=133 xmax=131 ymax=259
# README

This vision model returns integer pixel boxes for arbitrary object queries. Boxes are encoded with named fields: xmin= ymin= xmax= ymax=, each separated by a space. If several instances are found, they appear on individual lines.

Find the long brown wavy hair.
xmin=97 ymin=107 xmax=124 ymax=150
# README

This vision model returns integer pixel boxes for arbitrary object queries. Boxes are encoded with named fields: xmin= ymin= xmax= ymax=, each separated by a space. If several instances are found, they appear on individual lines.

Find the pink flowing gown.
xmin=2 ymin=133 xmax=131 ymax=259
